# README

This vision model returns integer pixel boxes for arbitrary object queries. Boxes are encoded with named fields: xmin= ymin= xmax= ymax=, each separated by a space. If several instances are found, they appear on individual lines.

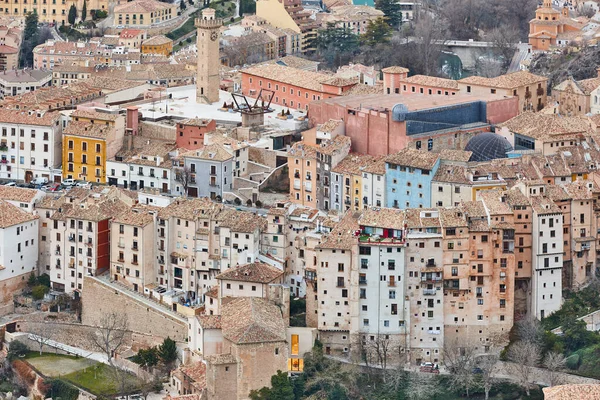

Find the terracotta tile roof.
xmin=218 ymin=209 xmax=266 ymax=233
xmin=400 ymin=75 xmax=458 ymax=90
xmin=329 ymin=4 xmax=384 ymax=20
xmin=205 ymin=353 xmax=237 ymax=364
xmin=119 ymin=29 xmax=145 ymax=38
xmin=157 ymin=197 xmax=223 ymax=220
xmin=439 ymin=149 xmax=473 ymax=162
xmin=530 ymin=196 xmax=561 ymax=214
xmin=317 ymin=211 xmax=360 ymax=250
xmin=111 ymin=205 xmax=155 ymax=226
xmin=0 ymin=109 xmax=60 ymax=126
xmin=498 ymin=112 xmax=594 ymax=140
xmin=180 ymin=117 xmax=213 ymax=127
xmin=63 ymin=121 xmax=111 ymax=139
xmin=382 ymin=66 xmax=409 ymax=74
xmin=404 ymin=208 xmax=441 ymax=228
xmin=386 ymin=148 xmax=440 ymax=170
xmin=243 ymin=63 xmax=356 ymax=92
xmin=262 ymin=55 xmax=320 ymax=71
xmin=71 ymin=109 xmax=120 ymax=122
xmin=221 ymin=297 xmax=286 ymax=344
xmin=58 ymin=198 xmax=129 ymax=222
xmin=478 ymin=190 xmax=513 ymax=215
xmin=439 ymin=207 xmax=468 ymax=228
xmin=317 ymin=119 xmax=343 ymax=133
xmin=196 ymin=314 xmax=221 ymax=330
xmin=178 ymin=362 xmax=206 ymax=390
xmin=0 ymin=186 xmax=40 ymax=203
xmin=433 ymin=164 xmax=471 ymax=184
xmin=142 ymin=35 xmax=172 ymax=46
xmin=359 ymin=208 xmax=405 ymax=229
xmin=462 ymin=200 xmax=487 ymax=218
xmin=561 ymin=180 xmax=594 ymax=199
xmin=288 ymin=140 xmax=317 ymax=160
xmin=0 ymin=200 xmax=38 ymax=228
xmin=216 ymin=262 xmax=283 ymax=283
xmin=332 ymin=153 xmax=378 ymax=175
xmin=459 ymin=71 xmax=546 ymax=89
xmin=543 ymin=384 xmax=600 ymax=400
xmin=343 ymin=83 xmax=382 ymax=96
xmin=316 ymin=135 xmax=351 ymax=156
xmin=182 ymin=143 xmax=233 ymax=162
xmin=503 ymin=187 xmax=529 ymax=206
xmin=205 ymin=286 xmax=218 ymax=298
xmin=115 ymin=0 xmax=174 ymax=13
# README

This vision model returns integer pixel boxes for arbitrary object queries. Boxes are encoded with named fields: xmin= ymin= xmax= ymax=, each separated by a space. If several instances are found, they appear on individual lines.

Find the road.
xmin=324 ymin=355 xmax=600 ymax=387
xmin=50 ymin=25 xmax=64 ymax=41
xmin=508 ymin=43 xmax=532 ymax=73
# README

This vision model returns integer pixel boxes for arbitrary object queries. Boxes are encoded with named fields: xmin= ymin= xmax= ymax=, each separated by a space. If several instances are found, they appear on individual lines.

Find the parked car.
xmin=419 ymin=362 xmax=439 ymax=374
xmin=75 ymin=180 xmax=91 ymax=188
xmin=42 ymin=183 xmax=61 ymax=192
xmin=62 ymin=178 xmax=75 ymax=186
xmin=31 ymin=177 xmax=49 ymax=185
xmin=3 ymin=181 xmax=16 ymax=186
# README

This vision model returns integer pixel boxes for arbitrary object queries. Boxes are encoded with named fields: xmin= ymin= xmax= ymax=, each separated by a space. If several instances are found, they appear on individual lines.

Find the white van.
xmin=62 ymin=178 xmax=75 ymax=187
xmin=32 ymin=177 xmax=48 ymax=185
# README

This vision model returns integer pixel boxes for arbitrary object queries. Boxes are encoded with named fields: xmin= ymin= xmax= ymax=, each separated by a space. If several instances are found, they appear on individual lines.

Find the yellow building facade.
xmin=3 ymin=0 xmax=108 ymax=26
xmin=114 ymin=0 xmax=177 ymax=27
xmin=140 ymin=35 xmax=173 ymax=56
xmin=62 ymin=110 xmax=124 ymax=183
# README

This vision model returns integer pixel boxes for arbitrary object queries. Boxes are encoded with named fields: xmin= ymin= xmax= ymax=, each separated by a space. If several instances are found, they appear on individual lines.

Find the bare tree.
xmin=175 ymin=166 xmax=193 ymax=197
xmin=89 ymin=312 xmax=129 ymax=368
xmin=579 ymin=4 xmax=596 ymax=18
xmin=476 ymin=354 xmax=499 ymax=400
xmin=405 ymin=372 xmax=440 ymax=400
xmin=543 ymin=351 xmax=567 ymax=387
xmin=487 ymin=25 xmax=520 ymax=70
xmin=28 ymin=322 xmax=55 ymax=355
xmin=507 ymin=341 xmax=541 ymax=396
xmin=413 ymin=13 xmax=449 ymax=76
xmin=515 ymin=318 xmax=543 ymax=346
xmin=442 ymin=338 xmax=478 ymax=397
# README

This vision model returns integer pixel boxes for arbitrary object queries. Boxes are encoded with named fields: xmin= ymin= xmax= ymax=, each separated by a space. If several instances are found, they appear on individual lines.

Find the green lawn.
xmin=23 ymin=352 xmax=143 ymax=396
xmin=63 ymin=363 xmax=143 ymax=396
xmin=25 ymin=352 xmax=98 ymax=377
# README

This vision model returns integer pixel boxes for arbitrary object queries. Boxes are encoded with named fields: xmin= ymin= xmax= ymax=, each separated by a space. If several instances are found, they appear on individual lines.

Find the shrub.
xmin=45 ymin=379 xmax=79 ymax=400
xmin=565 ymin=353 xmax=580 ymax=370
xmin=7 ymin=341 xmax=28 ymax=360
xmin=246 ymin=199 xmax=252 ymax=206
xmin=254 ymin=200 xmax=262 ymax=208
xmin=233 ymin=197 xmax=241 ymax=205
xmin=31 ymin=285 xmax=49 ymax=300
xmin=94 ymin=9 xmax=107 ymax=19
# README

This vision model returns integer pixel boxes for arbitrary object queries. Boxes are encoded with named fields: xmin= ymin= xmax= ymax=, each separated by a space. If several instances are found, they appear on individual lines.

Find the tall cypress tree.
xmin=68 ymin=4 xmax=77 ymax=25
xmin=82 ymin=0 xmax=87 ymax=21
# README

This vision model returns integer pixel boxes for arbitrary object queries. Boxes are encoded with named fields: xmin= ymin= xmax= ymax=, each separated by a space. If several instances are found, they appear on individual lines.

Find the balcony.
xmin=294 ymin=172 xmax=300 ymax=179
xmin=118 ymin=243 xmax=125 ymax=248
xmin=537 ymin=87 xmax=544 ymax=96
xmin=131 ymin=245 xmax=138 ymax=251
xmin=423 ymin=289 xmax=436 ymax=296
xmin=68 ymin=235 xmax=75 ymax=242
xmin=425 ymin=259 xmax=436 ymax=267
xmin=359 ymin=278 xmax=367 ymax=285
xmin=158 ymin=258 xmax=165 ymax=265
xmin=476 ymin=293 xmax=483 ymax=298
xmin=117 ymin=257 xmax=124 ymax=262
xmin=68 ymin=263 xmax=75 ymax=269
xmin=421 ymin=276 xmax=443 ymax=283
xmin=131 ymin=260 xmax=139 ymax=265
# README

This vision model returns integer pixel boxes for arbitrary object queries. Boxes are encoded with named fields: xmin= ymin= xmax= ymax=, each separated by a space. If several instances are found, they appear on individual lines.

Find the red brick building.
xmin=309 ymin=93 xmax=519 ymax=156
xmin=176 ymin=118 xmax=216 ymax=150
xmin=241 ymin=63 xmax=357 ymax=110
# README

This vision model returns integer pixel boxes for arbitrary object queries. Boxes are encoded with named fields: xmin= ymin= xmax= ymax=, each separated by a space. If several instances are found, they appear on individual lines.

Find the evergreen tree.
xmin=180 ymin=0 xmax=186 ymax=11
xmin=82 ymin=0 xmax=87 ymax=21
xmin=375 ymin=0 xmax=402 ymax=28
xmin=68 ymin=4 xmax=77 ymax=25
xmin=20 ymin=11 xmax=39 ymax=67
xmin=158 ymin=337 xmax=178 ymax=366
xmin=361 ymin=17 xmax=393 ymax=46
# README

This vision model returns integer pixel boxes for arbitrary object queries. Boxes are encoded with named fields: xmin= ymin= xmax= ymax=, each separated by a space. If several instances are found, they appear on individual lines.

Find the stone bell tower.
xmin=195 ymin=8 xmax=222 ymax=104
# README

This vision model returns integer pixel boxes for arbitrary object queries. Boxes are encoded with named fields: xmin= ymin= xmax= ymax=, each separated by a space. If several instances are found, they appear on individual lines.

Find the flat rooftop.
xmin=137 ymin=85 xmax=306 ymax=131
xmin=310 ymin=92 xmax=512 ymax=112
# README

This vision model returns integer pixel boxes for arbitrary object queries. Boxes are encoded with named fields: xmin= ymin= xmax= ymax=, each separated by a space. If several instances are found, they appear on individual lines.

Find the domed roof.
xmin=465 ymin=132 xmax=513 ymax=162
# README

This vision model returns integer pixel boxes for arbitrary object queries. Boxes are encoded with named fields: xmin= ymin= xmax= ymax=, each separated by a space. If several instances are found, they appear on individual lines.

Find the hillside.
xmin=530 ymin=47 xmax=600 ymax=92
